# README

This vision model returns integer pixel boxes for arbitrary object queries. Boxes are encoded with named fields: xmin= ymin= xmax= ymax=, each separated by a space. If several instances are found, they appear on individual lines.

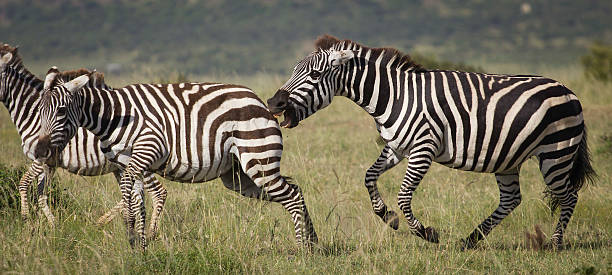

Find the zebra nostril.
xmin=34 ymin=145 xmax=48 ymax=160
xmin=268 ymin=89 xmax=290 ymax=111
xmin=35 ymin=135 xmax=51 ymax=160
xmin=275 ymin=101 xmax=287 ymax=109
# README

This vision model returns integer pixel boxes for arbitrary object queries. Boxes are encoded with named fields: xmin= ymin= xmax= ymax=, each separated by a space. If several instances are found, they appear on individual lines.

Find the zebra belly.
xmin=152 ymin=145 xmax=233 ymax=184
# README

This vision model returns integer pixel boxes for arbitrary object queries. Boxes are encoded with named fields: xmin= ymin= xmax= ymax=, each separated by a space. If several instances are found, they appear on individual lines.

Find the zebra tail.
xmin=546 ymin=126 xmax=597 ymax=213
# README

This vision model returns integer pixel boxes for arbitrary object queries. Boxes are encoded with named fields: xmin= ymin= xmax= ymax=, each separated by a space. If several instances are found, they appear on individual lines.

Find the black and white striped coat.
xmin=35 ymin=69 xmax=317 ymax=250
xmin=267 ymin=35 xmax=595 ymax=249
xmin=0 ymin=45 xmax=166 ymax=236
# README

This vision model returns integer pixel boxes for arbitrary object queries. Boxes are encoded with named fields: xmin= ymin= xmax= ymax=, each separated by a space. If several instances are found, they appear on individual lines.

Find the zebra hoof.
xmin=146 ymin=227 xmax=159 ymax=241
xmin=128 ymin=234 xmax=137 ymax=249
xmin=549 ymin=237 xmax=565 ymax=251
xmin=424 ymin=227 xmax=439 ymax=243
xmin=300 ymin=232 xmax=318 ymax=248
xmin=308 ymin=232 xmax=319 ymax=245
xmin=146 ymin=233 xmax=158 ymax=242
xmin=460 ymin=238 xmax=478 ymax=250
xmin=416 ymin=226 xmax=439 ymax=243
xmin=384 ymin=211 xmax=399 ymax=230
xmin=459 ymin=239 xmax=471 ymax=250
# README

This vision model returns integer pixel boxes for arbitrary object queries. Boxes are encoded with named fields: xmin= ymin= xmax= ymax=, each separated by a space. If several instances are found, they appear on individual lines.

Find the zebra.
xmin=34 ymin=67 xmax=318 ymax=250
xmin=267 ymin=35 xmax=595 ymax=249
xmin=0 ymin=44 xmax=167 ymax=238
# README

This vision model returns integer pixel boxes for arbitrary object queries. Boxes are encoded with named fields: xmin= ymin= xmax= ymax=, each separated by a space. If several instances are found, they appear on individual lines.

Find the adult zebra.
xmin=0 ymin=44 xmax=167 ymax=237
xmin=267 ymin=35 xmax=595 ymax=249
xmin=34 ymin=67 xmax=317 ymax=250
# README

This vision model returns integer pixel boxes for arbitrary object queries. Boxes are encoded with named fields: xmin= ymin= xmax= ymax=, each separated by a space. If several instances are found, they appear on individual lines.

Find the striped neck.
xmin=1 ymin=64 xmax=44 ymax=138
xmin=337 ymin=45 xmax=419 ymax=125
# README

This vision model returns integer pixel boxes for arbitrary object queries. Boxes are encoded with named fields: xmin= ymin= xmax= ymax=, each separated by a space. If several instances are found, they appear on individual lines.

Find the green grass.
xmin=0 ymin=64 xmax=611 ymax=274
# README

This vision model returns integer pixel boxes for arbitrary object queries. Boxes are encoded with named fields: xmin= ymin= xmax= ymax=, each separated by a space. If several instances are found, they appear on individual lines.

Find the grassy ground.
xmin=0 ymin=65 xmax=611 ymax=274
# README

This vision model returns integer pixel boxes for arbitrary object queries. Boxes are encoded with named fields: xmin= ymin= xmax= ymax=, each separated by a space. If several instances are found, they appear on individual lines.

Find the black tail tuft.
xmin=545 ymin=127 xmax=597 ymax=213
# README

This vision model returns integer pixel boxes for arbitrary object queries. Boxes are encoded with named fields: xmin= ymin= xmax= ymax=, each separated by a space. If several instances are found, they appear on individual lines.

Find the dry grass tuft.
xmin=524 ymin=224 xmax=546 ymax=250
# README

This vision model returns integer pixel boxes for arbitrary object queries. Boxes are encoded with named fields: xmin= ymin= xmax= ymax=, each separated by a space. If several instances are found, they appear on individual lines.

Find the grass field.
xmin=0 ymin=65 xmax=611 ymax=274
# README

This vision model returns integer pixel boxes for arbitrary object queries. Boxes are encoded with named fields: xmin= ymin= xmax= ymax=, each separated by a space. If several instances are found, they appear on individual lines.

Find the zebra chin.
xmin=278 ymin=108 xmax=299 ymax=128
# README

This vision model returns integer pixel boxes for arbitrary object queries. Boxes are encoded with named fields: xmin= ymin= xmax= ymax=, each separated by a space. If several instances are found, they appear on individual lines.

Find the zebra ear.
xmin=329 ymin=50 xmax=354 ymax=66
xmin=62 ymin=74 xmax=90 ymax=94
xmin=44 ymin=66 xmax=60 ymax=90
xmin=0 ymin=52 xmax=12 ymax=66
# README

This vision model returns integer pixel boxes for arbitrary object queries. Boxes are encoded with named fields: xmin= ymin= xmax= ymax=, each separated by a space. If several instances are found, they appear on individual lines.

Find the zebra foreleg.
xmin=18 ymin=162 xmax=44 ymax=220
xmin=461 ymin=172 xmax=521 ymax=250
xmin=364 ymin=144 xmax=402 ymax=230
xmin=120 ymin=166 xmax=141 ymax=249
xmin=96 ymin=171 xmax=128 ymax=226
xmin=130 ymin=174 xmax=146 ymax=250
xmin=143 ymin=174 xmax=166 ymax=240
xmin=37 ymin=166 xmax=56 ymax=227
xmin=398 ymin=144 xmax=438 ymax=243
xmin=97 ymin=172 xmax=166 ymax=241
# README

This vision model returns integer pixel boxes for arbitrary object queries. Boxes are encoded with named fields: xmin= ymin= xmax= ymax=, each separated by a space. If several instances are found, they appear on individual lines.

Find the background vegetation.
xmin=1 ymin=0 xmax=611 ymax=76
xmin=0 ymin=1 xmax=611 ymax=274
xmin=581 ymin=42 xmax=612 ymax=83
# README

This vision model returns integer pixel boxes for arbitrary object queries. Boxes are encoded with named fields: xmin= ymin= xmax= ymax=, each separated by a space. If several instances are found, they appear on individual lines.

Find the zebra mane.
xmin=0 ymin=42 xmax=42 ymax=85
xmin=1 ymin=43 xmax=109 ymax=91
xmin=53 ymin=68 xmax=110 ymax=90
xmin=314 ymin=34 xmax=425 ymax=72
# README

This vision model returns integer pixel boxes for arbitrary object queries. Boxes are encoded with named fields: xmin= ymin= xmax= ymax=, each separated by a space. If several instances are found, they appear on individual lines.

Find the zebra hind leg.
xmin=461 ymin=172 xmax=521 ymax=250
xmin=540 ymin=154 xmax=580 ymax=250
xmin=221 ymin=161 xmax=317 ymax=246
xmin=264 ymin=176 xmax=317 ymax=246
xmin=220 ymin=159 xmax=267 ymax=200
xmin=364 ymin=144 xmax=402 ymax=230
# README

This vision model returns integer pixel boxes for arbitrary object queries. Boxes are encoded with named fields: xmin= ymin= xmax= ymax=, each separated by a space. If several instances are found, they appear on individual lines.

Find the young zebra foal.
xmin=0 ymin=44 xmax=166 ymax=236
xmin=35 ymin=68 xmax=317 ymax=250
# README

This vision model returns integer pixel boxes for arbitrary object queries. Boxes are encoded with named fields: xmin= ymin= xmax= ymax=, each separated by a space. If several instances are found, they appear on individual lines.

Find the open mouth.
xmin=272 ymin=109 xmax=297 ymax=128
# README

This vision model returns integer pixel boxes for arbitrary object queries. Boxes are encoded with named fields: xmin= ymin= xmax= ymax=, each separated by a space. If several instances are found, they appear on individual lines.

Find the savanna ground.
xmin=0 ymin=63 xmax=611 ymax=274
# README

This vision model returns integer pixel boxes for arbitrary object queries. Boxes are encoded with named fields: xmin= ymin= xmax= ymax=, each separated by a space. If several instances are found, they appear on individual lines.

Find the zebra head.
xmin=34 ymin=67 xmax=90 ymax=163
xmin=268 ymin=35 xmax=355 ymax=128
xmin=0 ymin=44 xmax=18 ymax=101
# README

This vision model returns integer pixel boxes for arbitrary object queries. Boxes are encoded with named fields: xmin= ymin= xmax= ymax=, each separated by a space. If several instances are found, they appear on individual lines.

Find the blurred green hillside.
xmin=1 ymin=0 xmax=610 ymax=75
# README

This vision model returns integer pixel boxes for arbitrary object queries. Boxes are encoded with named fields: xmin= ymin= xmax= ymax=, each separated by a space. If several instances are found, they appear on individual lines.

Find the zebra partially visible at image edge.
xmin=34 ymin=67 xmax=317 ymax=250
xmin=0 ymin=44 xmax=167 ymax=237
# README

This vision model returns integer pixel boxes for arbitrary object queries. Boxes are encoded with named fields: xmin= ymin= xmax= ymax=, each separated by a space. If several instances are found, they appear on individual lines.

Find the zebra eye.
xmin=309 ymin=70 xmax=321 ymax=79
xmin=56 ymin=106 xmax=66 ymax=117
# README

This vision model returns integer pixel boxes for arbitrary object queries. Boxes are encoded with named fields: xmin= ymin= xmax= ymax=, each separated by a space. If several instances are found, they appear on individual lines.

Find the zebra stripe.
xmin=0 ymin=44 xmax=166 ymax=238
xmin=268 ymin=35 xmax=595 ymax=249
xmin=36 ymin=71 xmax=317 ymax=250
